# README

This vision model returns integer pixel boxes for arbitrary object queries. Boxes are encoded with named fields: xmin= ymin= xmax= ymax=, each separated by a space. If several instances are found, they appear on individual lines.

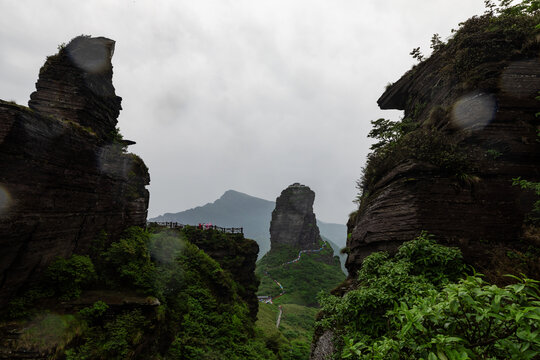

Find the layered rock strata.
xmin=346 ymin=16 xmax=540 ymax=278
xmin=270 ymin=183 xmax=321 ymax=250
xmin=0 ymin=36 xmax=150 ymax=306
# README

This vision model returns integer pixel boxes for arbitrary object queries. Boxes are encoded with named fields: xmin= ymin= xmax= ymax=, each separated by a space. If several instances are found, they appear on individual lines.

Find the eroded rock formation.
xmin=346 ymin=16 xmax=540 ymax=280
xmin=180 ymin=228 xmax=260 ymax=320
xmin=0 ymin=36 xmax=150 ymax=306
xmin=270 ymin=183 xmax=321 ymax=250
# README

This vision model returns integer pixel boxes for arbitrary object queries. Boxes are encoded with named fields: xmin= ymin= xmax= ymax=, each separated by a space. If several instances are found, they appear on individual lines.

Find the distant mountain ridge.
xmin=149 ymin=190 xmax=347 ymax=263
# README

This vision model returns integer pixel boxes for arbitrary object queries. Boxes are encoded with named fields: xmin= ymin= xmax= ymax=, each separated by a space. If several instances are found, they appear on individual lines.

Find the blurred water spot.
xmin=97 ymin=144 xmax=129 ymax=177
xmin=0 ymin=185 xmax=11 ymax=214
xmin=67 ymin=40 xmax=111 ymax=74
xmin=451 ymin=92 xmax=496 ymax=131
xmin=66 ymin=37 xmax=116 ymax=98
xmin=150 ymin=232 xmax=185 ymax=264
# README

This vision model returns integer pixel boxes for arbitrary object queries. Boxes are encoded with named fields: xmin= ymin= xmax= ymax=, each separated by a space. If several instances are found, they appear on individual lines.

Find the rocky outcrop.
xmin=346 ymin=15 xmax=540 ymax=279
xmin=28 ymin=36 xmax=121 ymax=141
xmin=310 ymin=331 xmax=335 ymax=360
xmin=182 ymin=227 xmax=260 ymax=320
xmin=270 ymin=183 xmax=321 ymax=250
xmin=0 ymin=36 xmax=150 ymax=307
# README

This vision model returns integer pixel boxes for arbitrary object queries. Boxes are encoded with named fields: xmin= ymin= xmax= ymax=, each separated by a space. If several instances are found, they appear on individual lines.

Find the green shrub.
xmin=66 ymin=309 xmax=148 ymax=360
xmin=394 ymin=231 xmax=465 ymax=285
xmin=101 ymin=309 xmax=148 ymax=359
xmin=358 ymin=128 xmax=469 ymax=200
xmin=102 ymin=227 xmax=156 ymax=292
xmin=164 ymin=240 xmax=272 ymax=359
xmin=486 ymin=149 xmax=502 ymax=159
xmin=45 ymin=255 xmax=96 ymax=300
xmin=3 ymin=254 xmax=95 ymax=318
xmin=367 ymin=118 xmax=405 ymax=152
xmin=79 ymin=301 xmax=108 ymax=326
xmin=513 ymin=177 xmax=540 ymax=225
xmin=344 ymin=275 xmax=540 ymax=359
xmin=317 ymin=232 xmax=540 ymax=359
xmin=444 ymin=0 xmax=539 ymax=85
xmin=317 ymin=233 xmax=465 ymax=355
xmin=4 ymin=286 xmax=54 ymax=319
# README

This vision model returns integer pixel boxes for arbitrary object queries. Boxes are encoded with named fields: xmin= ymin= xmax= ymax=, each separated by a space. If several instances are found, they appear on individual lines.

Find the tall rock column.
xmin=270 ymin=183 xmax=321 ymax=250
xmin=0 ymin=36 xmax=150 ymax=306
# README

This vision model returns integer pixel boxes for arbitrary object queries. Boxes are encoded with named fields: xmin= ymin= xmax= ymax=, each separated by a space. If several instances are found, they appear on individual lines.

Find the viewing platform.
xmin=147 ymin=221 xmax=243 ymax=234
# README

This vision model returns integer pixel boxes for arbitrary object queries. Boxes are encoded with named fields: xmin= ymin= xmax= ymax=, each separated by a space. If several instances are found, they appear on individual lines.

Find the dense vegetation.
xmin=256 ymin=240 xmax=345 ymax=306
xmin=316 ymin=233 xmax=540 ymax=359
xmin=1 ymin=226 xmax=283 ymax=359
xmin=256 ymin=302 xmax=319 ymax=360
xmin=254 ymin=240 xmax=345 ymax=359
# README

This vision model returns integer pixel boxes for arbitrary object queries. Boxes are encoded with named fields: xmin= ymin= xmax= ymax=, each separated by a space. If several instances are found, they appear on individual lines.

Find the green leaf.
xmin=444 ymin=337 xmax=465 ymax=343
xmin=437 ymin=349 xmax=449 ymax=360
xmin=449 ymin=299 xmax=459 ymax=313
xmin=492 ymin=294 xmax=501 ymax=312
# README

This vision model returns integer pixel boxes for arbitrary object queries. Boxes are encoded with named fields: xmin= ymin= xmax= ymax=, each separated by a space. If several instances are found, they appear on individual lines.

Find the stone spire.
xmin=28 ymin=36 xmax=121 ymax=141
xmin=270 ymin=183 xmax=321 ymax=250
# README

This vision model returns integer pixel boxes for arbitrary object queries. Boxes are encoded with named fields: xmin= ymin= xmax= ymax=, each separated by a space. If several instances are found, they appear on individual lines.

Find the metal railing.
xmin=147 ymin=221 xmax=243 ymax=234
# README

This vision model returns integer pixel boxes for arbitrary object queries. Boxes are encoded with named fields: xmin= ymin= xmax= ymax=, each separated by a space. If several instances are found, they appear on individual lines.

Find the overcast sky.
xmin=1 ymin=0 xmax=486 ymax=224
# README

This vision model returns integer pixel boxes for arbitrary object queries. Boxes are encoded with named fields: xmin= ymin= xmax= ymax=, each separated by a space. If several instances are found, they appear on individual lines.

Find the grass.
xmin=255 ymin=240 xmax=344 ymax=358
xmin=15 ymin=312 xmax=84 ymax=354
xmin=256 ymin=302 xmax=280 ymax=331
xmin=256 ymin=302 xmax=317 ymax=342
xmin=256 ymin=241 xmax=345 ymax=306
xmin=255 ymin=302 xmax=319 ymax=360
xmin=279 ymin=304 xmax=318 ymax=344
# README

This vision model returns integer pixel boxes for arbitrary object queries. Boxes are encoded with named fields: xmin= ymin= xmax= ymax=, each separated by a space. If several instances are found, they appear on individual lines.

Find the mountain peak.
xmin=220 ymin=189 xmax=249 ymax=199
xmin=217 ymin=190 xmax=273 ymax=204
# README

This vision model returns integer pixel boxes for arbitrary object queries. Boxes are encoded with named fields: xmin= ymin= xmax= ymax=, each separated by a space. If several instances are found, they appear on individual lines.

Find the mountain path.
xmin=262 ymin=242 xmax=327 ymax=304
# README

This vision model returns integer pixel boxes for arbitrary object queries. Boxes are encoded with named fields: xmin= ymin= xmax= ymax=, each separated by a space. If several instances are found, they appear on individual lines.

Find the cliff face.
xmin=346 ymin=15 xmax=540 ymax=279
xmin=0 ymin=36 xmax=150 ymax=306
xmin=181 ymin=227 xmax=260 ymax=320
xmin=270 ymin=183 xmax=321 ymax=250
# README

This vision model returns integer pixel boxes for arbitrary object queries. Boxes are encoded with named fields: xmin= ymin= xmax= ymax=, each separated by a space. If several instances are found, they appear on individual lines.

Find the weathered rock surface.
xmin=270 ymin=183 xmax=321 ymax=250
xmin=0 ymin=36 xmax=150 ymax=307
xmin=310 ymin=331 xmax=335 ymax=360
xmin=346 ymin=16 xmax=540 ymax=279
xmin=29 ymin=36 xmax=121 ymax=141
